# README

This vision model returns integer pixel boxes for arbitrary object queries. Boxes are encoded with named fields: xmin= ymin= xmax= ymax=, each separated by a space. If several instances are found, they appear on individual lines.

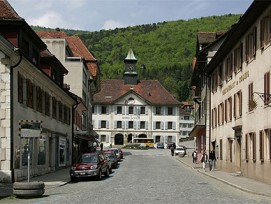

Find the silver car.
xmin=174 ymin=146 xmax=186 ymax=157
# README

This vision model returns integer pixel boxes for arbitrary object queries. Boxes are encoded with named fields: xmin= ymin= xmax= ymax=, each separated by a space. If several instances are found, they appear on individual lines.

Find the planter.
xmin=13 ymin=181 xmax=45 ymax=198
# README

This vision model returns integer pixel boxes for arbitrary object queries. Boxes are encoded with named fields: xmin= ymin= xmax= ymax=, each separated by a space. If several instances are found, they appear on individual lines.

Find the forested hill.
xmin=33 ymin=14 xmax=241 ymax=102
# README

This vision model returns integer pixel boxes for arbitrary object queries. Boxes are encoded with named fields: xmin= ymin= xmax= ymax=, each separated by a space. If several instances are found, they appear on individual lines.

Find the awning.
xmin=189 ymin=124 xmax=205 ymax=137
xmin=74 ymin=130 xmax=99 ymax=141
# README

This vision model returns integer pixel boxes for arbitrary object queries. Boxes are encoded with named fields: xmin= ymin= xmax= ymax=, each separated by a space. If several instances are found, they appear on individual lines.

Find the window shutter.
xmin=146 ymin=107 xmax=148 ymax=115
xmin=173 ymin=122 xmax=176 ymax=130
xmin=145 ymin=121 xmax=148 ymax=130
xmin=133 ymin=121 xmax=136 ymax=129
xmin=165 ymin=122 xmax=168 ymax=130
xmin=106 ymin=135 xmax=109 ymax=143
xmin=153 ymin=121 xmax=156 ymax=130
xmin=106 ymin=121 xmax=109 ymax=129
xmin=98 ymin=120 xmax=101 ymax=129
xmin=122 ymin=121 xmax=125 ymax=129
xmin=114 ymin=121 xmax=117 ymax=129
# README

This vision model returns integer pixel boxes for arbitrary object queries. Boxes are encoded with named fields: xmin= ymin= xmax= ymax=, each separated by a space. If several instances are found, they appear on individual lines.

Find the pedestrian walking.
xmin=170 ymin=145 xmax=175 ymax=156
xmin=192 ymin=150 xmax=197 ymax=163
xmin=209 ymin=150 xmax=216 ymax=171
xmin=100 ymin=142 xmax=103 ymax=151
xmin=200 ymin=151 xmax=208 ymax=171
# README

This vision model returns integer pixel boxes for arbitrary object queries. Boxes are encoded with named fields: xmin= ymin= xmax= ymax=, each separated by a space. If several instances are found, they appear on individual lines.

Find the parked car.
xmin=70 ymin=152 xmax=110 ymax=181
xmin=104 ymin=150 xmax=118 ymax=169
xmin=109 ymin=148 xmax=122 ymax=161
xmin=156 ymin=143 xmax=165 ymax=149
xmin=118 ymin=148 xmax=124 ymax=159
xmin=174 ymin=146 xmax=186 ymax=157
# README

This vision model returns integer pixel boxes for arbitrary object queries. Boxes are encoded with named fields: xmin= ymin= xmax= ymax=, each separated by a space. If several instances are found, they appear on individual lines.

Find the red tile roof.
xmin=37 ymin=30 xmax=98 ymax=77
xmin=94 ymin=79 xmax=181 ymax=105
xmin=0 ymin=0 xmax=22 ymax=20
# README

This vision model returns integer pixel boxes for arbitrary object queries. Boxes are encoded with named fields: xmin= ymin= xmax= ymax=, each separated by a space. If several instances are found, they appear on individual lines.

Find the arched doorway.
xmin=138 ymin=134 xmax=147 ymax=138
xmin=115 ymin=134 xmax=124 ymax=145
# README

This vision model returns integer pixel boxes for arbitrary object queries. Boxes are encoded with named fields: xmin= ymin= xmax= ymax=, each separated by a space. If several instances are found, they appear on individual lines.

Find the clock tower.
xmin=123 ymin=48 xmax=138 ymax=85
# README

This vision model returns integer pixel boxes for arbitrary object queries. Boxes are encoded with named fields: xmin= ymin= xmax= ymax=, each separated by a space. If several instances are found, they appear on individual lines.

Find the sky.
xmin=8 ymin=0 xmax=254 ymax=32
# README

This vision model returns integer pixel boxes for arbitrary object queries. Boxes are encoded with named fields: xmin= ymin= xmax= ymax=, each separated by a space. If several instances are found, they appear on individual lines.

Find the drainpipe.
xmin=10 ymin=48 xmax=23 ymax=183
xmin=204 ymin=74 xmax=211 ymax=155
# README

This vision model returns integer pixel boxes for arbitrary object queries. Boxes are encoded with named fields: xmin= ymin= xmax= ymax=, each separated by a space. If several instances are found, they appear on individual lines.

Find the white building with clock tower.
xmin=92 ymin=49 xmax=181 ymax=147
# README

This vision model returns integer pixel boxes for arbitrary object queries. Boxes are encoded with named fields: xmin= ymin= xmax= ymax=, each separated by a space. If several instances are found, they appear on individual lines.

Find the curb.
xmin=177 ymin=158 xmax=271 ymax=198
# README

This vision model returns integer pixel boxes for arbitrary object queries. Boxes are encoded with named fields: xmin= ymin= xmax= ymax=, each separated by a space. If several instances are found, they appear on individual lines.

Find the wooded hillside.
xmin=33 ymin=14 xmax=241 ymax=102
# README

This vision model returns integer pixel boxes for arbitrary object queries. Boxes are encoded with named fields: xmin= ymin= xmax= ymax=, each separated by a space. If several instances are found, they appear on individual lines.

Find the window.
xmin=128 ymin=121 xmax=133 ymax=129
xmin=264 ymin=72 xmax=270 ymax=105
xmin=167 ymin=122 xmax=173 ymax=129
xmin=59 ymin=101 xmax=63 ymax=122
xmin=248 ymin=83 xmax=254 ymax=111
xmin=101 ymin=106 xmax=107 ymax=114
xmin=45 ymin=92 xmax=50 ymax=116
xmin=218 ymin=64 xmax=223 ymax=86
xmin=36 ymin=86 xmax=43 ymax=113
xmin=101 ymin=135 xmax=106 ymax=142
xmin=117 ymin=106 xmax=122 ymax=114
xmin=117 ymin=121 xmax=122 ymax=128
xmin=156 ymin=122 xmax=161 ymax=129
xmin=38 ymin=137 xmax=46 ymax=165
xmin=17 ymin=72 xmax=24 ymax=104
xmin=140 ymin=121 xmax=145 ymax=129
xmin=140 ymin=107 xmax=145 ymax=114
xmin=228 ymin=139 xmax=233 ymax=162
xmin=168 ymin=107 xmax=173 ymax=115
xmin=129 ymin=106 xmax=134 ymax=114
xmin=245 ymin=134 xmax=249 ymax=161
xmin=156 ymin=107 xmax=161 ymax=115
xmin=259 ymin=130 xmax=264 ymax=161
xmin=260 ymin=15 xmax=271 ymax=49
xmin=212 ymin=69 xmax=218 ymax=92
xmin=225 ymin=53 xmax=233 ymax=81
xmin=234 ymin=91 xmax=242 ymax=119
xmin=52 ymin=97 xmax=57 ymax=119
xmin=233 ymin=43 xmax=243 ymax=73
xmin=266 ymin=129 xmax=271 ymax=160
xmin=218 ymin=103 xmax=224 ymax=125
xmin=251 ymin=132 xmax=256 ymax=161
xmin=184 ymin=116 xmax=190 ymax=120
xmin=101 ymin=120 xmax=106 ymax=128
xmin=245 ymin=27 xmax=257 ymax=62
xmin=26 ymin=79 xmax=34 ymax=108
xmin=219 ymin=139 xmax=223 ymax=160
xmin=212 ymin=108 xmax=217 ymax=128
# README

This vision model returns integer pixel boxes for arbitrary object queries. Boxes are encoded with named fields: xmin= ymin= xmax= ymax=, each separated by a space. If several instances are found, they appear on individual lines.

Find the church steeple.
xmin=123 ymin=49 xmax=138 ymax=85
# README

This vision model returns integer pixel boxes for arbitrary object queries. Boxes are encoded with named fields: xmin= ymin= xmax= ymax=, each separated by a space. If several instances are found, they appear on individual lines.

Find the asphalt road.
xmin=2 ymin=149 xmax=271 ymax=204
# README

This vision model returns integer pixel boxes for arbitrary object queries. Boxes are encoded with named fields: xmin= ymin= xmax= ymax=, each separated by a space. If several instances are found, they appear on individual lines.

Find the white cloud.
xmin=27 ymin=12 xmax=70 ymax=29
xmin=101 ymin=20 xmax=129 ymax=30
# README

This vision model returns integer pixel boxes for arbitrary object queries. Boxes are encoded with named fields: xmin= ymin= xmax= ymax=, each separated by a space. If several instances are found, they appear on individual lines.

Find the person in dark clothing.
xmin=100 ymin=142 xmax=103 ymax=151
xmin=209 ymin=150 xmax=216 ymax=171
xmin=192 ymin=150 xmax=197 ymax=163
xmin=170 ymin=143 xmax=176 ymax=156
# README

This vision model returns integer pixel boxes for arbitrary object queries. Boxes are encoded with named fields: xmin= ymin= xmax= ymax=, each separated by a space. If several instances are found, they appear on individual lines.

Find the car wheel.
xmin=109 ymin=167 xmax=113 ymax=174
xmin=105 ymin=168 xmax=110 ymax=177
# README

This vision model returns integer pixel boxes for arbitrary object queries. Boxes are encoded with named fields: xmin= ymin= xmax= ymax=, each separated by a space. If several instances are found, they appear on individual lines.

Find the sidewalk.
xmin=0 ymin=167 xmax=70 ymax=199
xmin=176 ymin=155 xmax=271 ymax=197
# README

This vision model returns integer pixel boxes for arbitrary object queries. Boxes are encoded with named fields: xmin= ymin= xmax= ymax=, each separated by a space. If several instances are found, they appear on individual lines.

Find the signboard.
xmin=19 ymin=120 xmax=42 ymax=138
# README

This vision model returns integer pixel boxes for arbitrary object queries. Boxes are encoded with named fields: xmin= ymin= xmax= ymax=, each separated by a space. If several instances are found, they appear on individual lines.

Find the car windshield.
xmin=78 ymin=155 xmax=98 ymax=163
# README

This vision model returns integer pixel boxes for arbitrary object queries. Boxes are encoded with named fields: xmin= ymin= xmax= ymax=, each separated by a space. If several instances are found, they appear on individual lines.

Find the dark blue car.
xmin=156 ymin=143 xmax=165 ymax=149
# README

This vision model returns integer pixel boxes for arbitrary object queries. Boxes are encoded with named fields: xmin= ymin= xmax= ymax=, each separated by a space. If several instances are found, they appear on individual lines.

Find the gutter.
xmin=10 ymin=47 xmax=23 ymax=183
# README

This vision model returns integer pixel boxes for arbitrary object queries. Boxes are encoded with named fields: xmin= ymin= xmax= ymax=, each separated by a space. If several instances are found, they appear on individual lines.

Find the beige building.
xmin=205 ymin=1 xmax=271 ymax=184
xmin=0 ymin=1 xmax=75 ymax=182
xmin=93 ymin=49 xmax=181 ymax=147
